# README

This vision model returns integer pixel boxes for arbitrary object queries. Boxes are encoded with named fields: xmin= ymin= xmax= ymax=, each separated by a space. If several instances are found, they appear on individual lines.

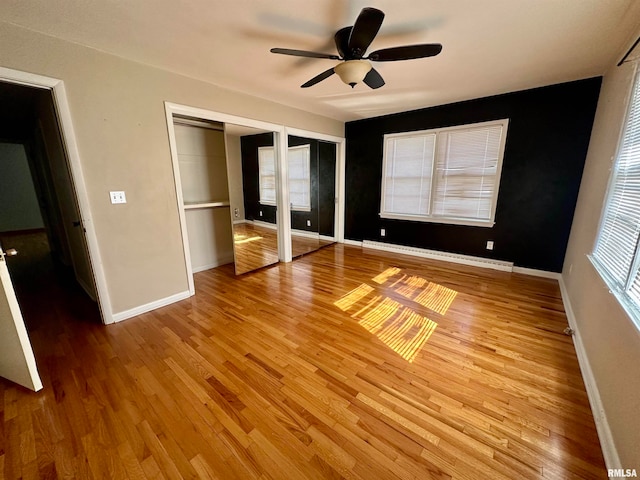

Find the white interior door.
xmin=38 ymin=105 xmax=97 ymax=300
xmin=0 ymin=245 xmax=43 ymax=392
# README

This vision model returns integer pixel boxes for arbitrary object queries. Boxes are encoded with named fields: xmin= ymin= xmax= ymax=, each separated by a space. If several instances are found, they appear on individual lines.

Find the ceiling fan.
xmin=270 ymin=7 xmax=442 ymax=89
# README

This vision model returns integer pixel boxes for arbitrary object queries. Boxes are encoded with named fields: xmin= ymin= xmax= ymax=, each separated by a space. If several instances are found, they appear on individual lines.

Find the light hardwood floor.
xmin=232 ymin=223 xmax=334 ymax=274
xmin=1 ymin=242 xmax=605 ymax=479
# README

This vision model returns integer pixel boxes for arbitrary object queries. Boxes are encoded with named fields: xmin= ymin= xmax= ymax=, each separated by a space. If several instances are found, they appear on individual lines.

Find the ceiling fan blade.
xmin=368 ymin=44 xmax=443 ymax=61
xmin=301 ymin=67 xmax=335 ymax=88
xmin=363 ymin=68 xmax=385 ymax=89
xmin=270 ymin=48 xmax=340 ymax=60
xmin=334 ymin=26 xmax=352 ymax=59
xmin=348 ymin=7 xmax=385 ymax=57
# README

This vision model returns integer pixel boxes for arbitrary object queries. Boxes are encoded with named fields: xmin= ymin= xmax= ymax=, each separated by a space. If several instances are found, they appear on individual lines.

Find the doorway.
xmin=0 ymin=80 xmax=102 ymax=330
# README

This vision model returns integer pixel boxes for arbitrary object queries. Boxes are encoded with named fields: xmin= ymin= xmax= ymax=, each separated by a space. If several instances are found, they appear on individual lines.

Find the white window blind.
xmin=592 ymin=69 xmax=640 ymax=323
xmin=384 ymin=134 xmax=435 ymax=216
xmin=288 ymin=145 xmax=311 ymax=211
xmin=258 ymin=147 xmax=276 ymax=206
xmin=381 ymin=120 xmax=508 ymax=227
xmin=258 ymin=145 xmax=312 ymax=211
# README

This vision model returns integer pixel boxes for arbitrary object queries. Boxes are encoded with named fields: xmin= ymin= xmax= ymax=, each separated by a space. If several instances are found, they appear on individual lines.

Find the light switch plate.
xmin=110 ymin=191 xmax=127 ymax=204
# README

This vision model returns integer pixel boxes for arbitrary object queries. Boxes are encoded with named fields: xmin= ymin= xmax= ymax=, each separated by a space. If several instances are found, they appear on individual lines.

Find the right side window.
xmin=591 ymin=69 xmax=640 ymax=324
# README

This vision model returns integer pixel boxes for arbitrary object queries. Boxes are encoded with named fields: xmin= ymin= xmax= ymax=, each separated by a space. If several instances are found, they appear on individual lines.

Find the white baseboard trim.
xmin=361 ymin=240 xmax=514 ymax=272
xmin=290 ymin=229 xmax=336 ymax=243
xmin=512 ymin=267 xmax=561 ymax=279
xmin=319 ymin=234 xmax=336 ymax=243
xmin=232 ymin=219 xmax=247 ymax=225
xmin=342 ymin=239 xmax=364 ymax=247
xmin=252 ymin=219 xmax=277 ymax=230
xmin=192 ymin=255 xmax=235 ymax=273
xmin=291 ymin=228 xmax=318 ymax=239
xmin=558 ymin=276 xmax=620 ymax=470
xmin=112 ymin=290 xmax=191 ymax=323
xmin=246 ymin=221 xmax=336 ymax=243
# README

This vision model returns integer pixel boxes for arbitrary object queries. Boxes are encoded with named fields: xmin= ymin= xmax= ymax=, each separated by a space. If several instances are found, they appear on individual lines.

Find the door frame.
xmin=165 ymin=102 xmax=287 ymax=295
xmin=164 ymin=102 xmax=345 ymax=295
xmin=0 ymin=67 xmax=113 ymax=324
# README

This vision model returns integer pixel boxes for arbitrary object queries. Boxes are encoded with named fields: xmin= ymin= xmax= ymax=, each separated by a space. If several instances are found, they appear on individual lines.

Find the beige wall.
xmin=0 ymin=22 xmax=342 ymax=315
xmin=562 ymin=46 xmax=640 ymax=465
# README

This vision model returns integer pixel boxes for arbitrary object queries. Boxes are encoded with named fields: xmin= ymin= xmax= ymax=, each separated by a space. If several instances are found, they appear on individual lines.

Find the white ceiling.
xmin=1 ymin=0 xmax=639 ymax=122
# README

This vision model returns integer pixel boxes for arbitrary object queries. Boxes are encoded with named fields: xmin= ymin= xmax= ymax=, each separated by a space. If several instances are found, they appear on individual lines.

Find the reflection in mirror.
xmin=225 ymin=125 xmax=279 ymax=274
xmin=288 ymin=135 xmax=319 ymax=257
xmin=318 ymin=140 xmax=337 ymax=248
xmin=288 ymin=135 xmax=337 ymax=258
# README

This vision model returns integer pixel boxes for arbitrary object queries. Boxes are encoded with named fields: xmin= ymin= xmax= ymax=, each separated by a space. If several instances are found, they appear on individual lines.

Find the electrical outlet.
xmin=381 ymin=228 xmax=386 ymax=237
xmin=486 ymin=240 xmax=494 ymax=250
xmin=307 ymin=220 xmax=311 ymax=227
xmin=110 ymin=191 xmax=126 ymax=204
xmin=259 ymin=210 xmax=263 ymax=217
xmin=234 ymin=208 xmax=239 ymax=218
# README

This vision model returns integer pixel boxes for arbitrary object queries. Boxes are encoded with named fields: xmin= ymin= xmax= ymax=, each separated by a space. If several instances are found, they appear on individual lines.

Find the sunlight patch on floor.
xmin=334 ymin=283 xmax=374 ymax=311
xmin=332 ymin=266 xmax=459 ymax=362
xmin=234 ymin=233 xmax=264 ymax=244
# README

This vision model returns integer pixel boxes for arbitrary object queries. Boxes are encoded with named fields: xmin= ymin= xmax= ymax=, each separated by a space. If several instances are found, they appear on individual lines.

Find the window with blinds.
xmin=258 ymin=145 xmax=311 ymax=211
xmin=591 ymin=69 xmax=640 ymax=324
xmin=380 ymin=119 xmax=508 ymax=227
xmin=258 ymin=146 xmax=276 ymax=206
xmin=288 ymin=145 xmax=311 ymax=211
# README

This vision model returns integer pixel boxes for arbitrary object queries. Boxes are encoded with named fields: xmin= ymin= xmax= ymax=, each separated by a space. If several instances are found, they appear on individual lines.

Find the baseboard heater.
xmin=361 ymin=240 xmax=514 ymax=272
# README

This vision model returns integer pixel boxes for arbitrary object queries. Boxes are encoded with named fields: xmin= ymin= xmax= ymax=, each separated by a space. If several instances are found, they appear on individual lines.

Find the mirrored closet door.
xmin=288 ymin=135 xmax=320 ymax=257
xmin=287 ymin=135 xmax=338 ymax=258
xmin=225 ymin=124 xmax=280 ymax=274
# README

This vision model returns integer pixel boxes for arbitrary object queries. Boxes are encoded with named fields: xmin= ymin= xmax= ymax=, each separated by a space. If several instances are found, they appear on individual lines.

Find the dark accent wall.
xmin=345 ymin=77 xmax=602 ymax=272
xmin=318 ymin=141 xmax=336 ymax=237
xmin=240 ymin=132 xmax=277 ymax=224
xmin=240 ymin=134 xmax=336 ymax=237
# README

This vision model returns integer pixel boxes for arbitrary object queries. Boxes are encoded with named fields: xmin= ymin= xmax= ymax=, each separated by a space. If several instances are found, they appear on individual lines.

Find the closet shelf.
xmin=183 ymin=201 xmax=230 ymax=210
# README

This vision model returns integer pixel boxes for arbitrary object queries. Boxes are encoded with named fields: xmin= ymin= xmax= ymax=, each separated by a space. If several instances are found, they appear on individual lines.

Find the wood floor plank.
xmin=0 ymin=238 xmax=607 ymax=479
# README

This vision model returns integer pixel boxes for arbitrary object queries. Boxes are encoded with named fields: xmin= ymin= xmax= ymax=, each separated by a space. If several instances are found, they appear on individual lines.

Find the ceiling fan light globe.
xmin=334 ymin=60 xmax=372 ymax=87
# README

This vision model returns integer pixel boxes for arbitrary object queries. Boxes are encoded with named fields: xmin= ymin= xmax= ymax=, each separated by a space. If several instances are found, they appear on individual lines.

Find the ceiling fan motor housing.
xmin=334 ymin=60 xmax=372 ymax=88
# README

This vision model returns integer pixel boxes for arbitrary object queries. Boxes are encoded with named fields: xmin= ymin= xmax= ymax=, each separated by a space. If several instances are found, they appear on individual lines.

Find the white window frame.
xmin=287 ymin=144 xmax=312 ymax=212
xmin=380 ymin=119 xmax=509 ymax=228
xmin=258 ymin=146 xmax=276 ymax=206
xmin=259 ymin=145 xmax=311 ymax=212
xmin=589 ymin=66 xmax=640 ymax=329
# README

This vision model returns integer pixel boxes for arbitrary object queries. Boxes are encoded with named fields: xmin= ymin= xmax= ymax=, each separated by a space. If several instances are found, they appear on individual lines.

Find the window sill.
xmin=588 ymin=254 xmax=640 ymax=331
xmin=379 ymin=212 xmax=495 ymax=228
